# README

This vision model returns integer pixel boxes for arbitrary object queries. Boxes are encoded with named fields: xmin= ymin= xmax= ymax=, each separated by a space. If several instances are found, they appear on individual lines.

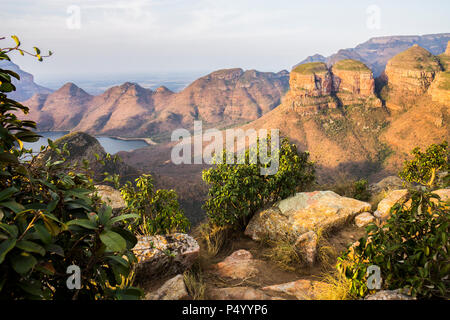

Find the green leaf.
xmin=16 ymin=240 xmax=45 ymax=256
xmin=110 ymin=213 xmax=140 ymax=225
xmin=0 ymin=223 xmax=18 ymax=238
xmin=0 ymin=200 xmax=25 ymax=213
xmin=100 ymin=231 xmax=126 ymax=252
xmin=33 ymin=224 xmax=51 ymax=244
xmin=0 ymin=187 xmax=18 ymax=202
xmin=67 ymin=219 xmax=97 ymax=230
xmin=98 ymin=205 xmax=112 ymax=226
xmin=0 ymin=239 xmax=16 ymax=263
xmin=11 ymin=253 xmax=37 ymax=274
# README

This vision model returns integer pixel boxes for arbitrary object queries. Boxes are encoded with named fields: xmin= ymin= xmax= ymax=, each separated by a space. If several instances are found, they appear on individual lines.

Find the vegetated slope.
xmin=250 ymin=43 xmax=450 ymax=183
xmin=22 ymin=68 xmax=289 ymax=139
xmin=294 ymin=33 xmax=450 ymax=76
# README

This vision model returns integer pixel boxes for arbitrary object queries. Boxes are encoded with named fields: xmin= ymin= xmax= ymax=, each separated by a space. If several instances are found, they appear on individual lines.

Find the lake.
xmin=23 ymin=131 xmax=149 ymax=155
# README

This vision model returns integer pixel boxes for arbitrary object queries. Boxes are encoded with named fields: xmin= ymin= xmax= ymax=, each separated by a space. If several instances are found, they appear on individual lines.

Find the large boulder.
xmin=145 ymin=274 xmax=189 ymax=300
xmin=369 ymin=176 xmax=405 ymax=195
xmin=354 ymin=212 xmax=375 ymax=228
xmin=245 ymin=191 xmax=371 ymax=243
xmin=433 ymin=189 xmax=450 ymax=203
xmin=374 ymin=189 xmax=409 ymax=220
xmin=94 ymin=185 xmax=126 ymax=215
xmin=212 ymin=250 xmax=260 ymax=280
xmin=133 ymin=233 xmax=199 ymax=285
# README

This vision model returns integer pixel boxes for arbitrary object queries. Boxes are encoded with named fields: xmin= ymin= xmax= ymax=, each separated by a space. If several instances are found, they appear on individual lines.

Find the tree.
xmin=0 ymin=36 xmax=141 ymax=300
xmin=120 ymin=174 xmax=190 ymax=235
xmin=399 ymin=141 xmax=449 ymax=189
xmin=202 ymin=137 xmax=315 ymax=228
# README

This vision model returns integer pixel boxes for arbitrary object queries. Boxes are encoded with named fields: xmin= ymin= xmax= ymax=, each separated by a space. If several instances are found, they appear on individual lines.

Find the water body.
xmin=23 ymin=131 xmax=149 ymax=155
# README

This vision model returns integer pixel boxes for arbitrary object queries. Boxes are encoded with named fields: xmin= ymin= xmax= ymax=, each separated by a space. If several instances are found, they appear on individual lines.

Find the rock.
xmin=374 ymin=189 xmax=409 ymax=220
xmin=429 ymin=71 xmax=450 ymax=105
xmin=208 ymin=287 xmax=272 ymax=300
xmin=145 ymin=274 xmax=189 ymax=300
xmin=245 ymin=191 xmax=371 ymax=243
xmin=365 ymin=289 xmax=415 ymax=300
xmin=133 ymin=233 xmax=199 ymax=285
xmin=354 ymin=212 xmax=375 ymax=228
xmin=262 ymin=279 xmax=331 ymax=300
xmin=331 ymin=60 xmax=381 ymax=108
xmin=384 ymin=45 xmax=442 ymax=95
xmin=212 ymin=250 xmax=259 ymax=280
xmin=294 ymin=231 xmax=317 ymax=266
xmin=369 ymin=176 xmax=405 ymax=195
xmin=287 ymin=62 xmax=337 ymax=115
xmin=432 ymin=189 xmax=450 ymax=203
xmin=94 ymin=185 xmax=126 ymax=215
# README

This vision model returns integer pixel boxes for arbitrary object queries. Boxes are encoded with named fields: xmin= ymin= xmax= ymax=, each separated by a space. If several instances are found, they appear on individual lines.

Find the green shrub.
xmin=202 ymin=137 xmax=315 ymax=228
xmin=0 ymin=36 xmax=142 ymax=299
xmin=329 ymin=178 xmax=371 ymax=201
xmin=120 ymin=174 xmax=190 ymax=235
xmin=399 ymin=141 xmax=449 ymax=189
xmin=337 ymin=191 xmax=449 ymax=299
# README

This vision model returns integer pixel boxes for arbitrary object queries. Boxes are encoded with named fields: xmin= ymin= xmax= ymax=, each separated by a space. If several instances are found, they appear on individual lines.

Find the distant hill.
xmin=22 ymin=68 xmax=290 ymax=140
xmin=294 ymin=33 xmax=450 ymax=76
xmin=0 ymin=60 xmax=52 ymax=101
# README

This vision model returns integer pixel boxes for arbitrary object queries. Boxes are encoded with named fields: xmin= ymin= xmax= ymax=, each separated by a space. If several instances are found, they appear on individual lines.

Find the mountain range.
xmin=294 ymin=33 xmax=450 ymax=76
xmin=22 ymin=69 xmax=289 ymax=140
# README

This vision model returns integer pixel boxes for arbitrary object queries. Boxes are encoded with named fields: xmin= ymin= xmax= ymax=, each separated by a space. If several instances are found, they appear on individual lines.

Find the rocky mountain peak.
xmin=384 ymin=45 xmax=443 ymax=96
xmin=56 ymin=82 xmax=91 ymax=98
xmin=155 ymin=86 xmax=173 ymax=94
xmin=206 ymin=68 xmax=244 ymax=81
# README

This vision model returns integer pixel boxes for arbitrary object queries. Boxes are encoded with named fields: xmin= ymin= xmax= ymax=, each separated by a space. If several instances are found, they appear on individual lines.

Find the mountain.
xmin=0 ymin=60 xmax=52 ymax=101
xmin=249 ymin=42 xmax=450 ymax=181
xmin=23 ymin=68 xmax=289 ymax=139
xmin=112 ymin=42 xmax=450 ymax=223
xmin=294 ymin=33 xmax=450 ymax=76
xmin=26 ymin=83 xmax=93 ymax=130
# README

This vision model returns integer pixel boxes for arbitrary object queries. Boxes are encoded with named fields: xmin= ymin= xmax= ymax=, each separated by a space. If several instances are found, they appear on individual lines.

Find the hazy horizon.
xmin=2 ymin=0 xmax=450 ymax=85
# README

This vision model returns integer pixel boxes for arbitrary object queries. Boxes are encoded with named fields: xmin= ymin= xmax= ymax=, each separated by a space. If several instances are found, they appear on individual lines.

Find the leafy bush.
xmin=329 ymin=178 xmax=371 ymax=201
xmin=337 ymin=191 xmax=449 ymax=299
xmin=202 ymin=137 xmax=315 ymax=228
xmin=399 ymin=141 xmax=449 ymax=189
xmin=120 ymin=174 xmax=190 ymax=235
xmin=0 ymin=36 xmax=141 ymax=300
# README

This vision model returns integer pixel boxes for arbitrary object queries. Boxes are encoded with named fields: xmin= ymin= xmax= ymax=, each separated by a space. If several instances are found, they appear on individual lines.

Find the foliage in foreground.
xmin=202 ymin=137 xmax=315 ymax=228
xmin=120 ymin=174 xmax=190 ymax=236
xmin=0 ymin=36 xmax=141 ymax=300
xmin=399 ymin=141 xmax=449 ymax=189
xmin=337 ymin=191 xmax=449 ymax=299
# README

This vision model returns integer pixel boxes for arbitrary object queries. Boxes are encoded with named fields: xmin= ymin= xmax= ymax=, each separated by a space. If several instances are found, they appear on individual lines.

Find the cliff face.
xmin=428 ymin=71 xmax=450 ymax=105
xmin=384 ymin=45 xmax=442 ymax=95
xmin=285 ymin=60 xmax=381 ymax=115
xmin=284 ymin=62 xmax=337 ymax=115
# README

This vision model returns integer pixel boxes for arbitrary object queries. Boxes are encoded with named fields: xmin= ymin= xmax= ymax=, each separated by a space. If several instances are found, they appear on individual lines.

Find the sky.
xmin=1 ymin=0 xmax=450 ymax=84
